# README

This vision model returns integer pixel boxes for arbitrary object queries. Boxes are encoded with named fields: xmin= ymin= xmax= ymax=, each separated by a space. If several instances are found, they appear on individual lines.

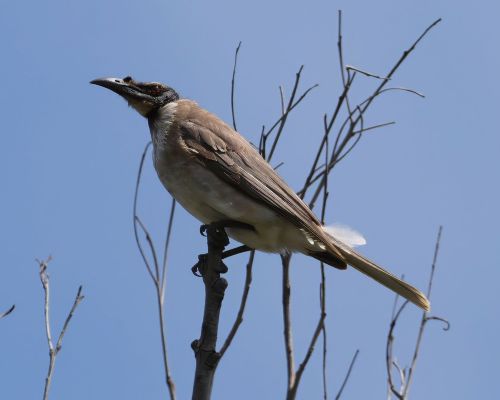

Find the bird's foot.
xmin=193 ymin=221 xmax=254 ymax=277
xmin=192 ymin=253 xmax=229 ymax=276
xmin=199 ymin=220 xmax=255 ymax=237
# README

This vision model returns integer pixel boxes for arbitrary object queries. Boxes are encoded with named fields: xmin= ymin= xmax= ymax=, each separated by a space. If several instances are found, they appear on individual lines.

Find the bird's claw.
xmin=191 ymin=253 xmax=228 ymax=276
xmin=199 ymin=224 xmax=209 ymax=236
xmin=191 ymin=264 xmax=203 ymax=277
xmin=191 ymin=254 xmax=207 ymax=277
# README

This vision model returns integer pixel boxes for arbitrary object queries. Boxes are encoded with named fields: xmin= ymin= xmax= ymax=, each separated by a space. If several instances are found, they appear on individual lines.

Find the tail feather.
xmin=336 ymin=244 xmax=430 ymax=311
xmin=308 ymin=250 xmax=347 ymax=270
xmin=317 ymin=229 xmax=430 ymax=311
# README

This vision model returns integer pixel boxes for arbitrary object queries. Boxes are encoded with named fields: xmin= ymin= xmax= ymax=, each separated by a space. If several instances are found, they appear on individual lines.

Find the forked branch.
xmin=133 ymin=142 xmax=177 ymax=400
xmin=386 ymin=226 xmax=449 ymax=399
xmin=37 ymin=257 xmax=84 ymax=400
xmin=280 ymin=12 xmax=441 ymax=399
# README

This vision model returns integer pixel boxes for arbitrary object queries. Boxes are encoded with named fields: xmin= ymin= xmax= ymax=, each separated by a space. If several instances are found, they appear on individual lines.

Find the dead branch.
xmin=230 ymin=41 xmax=242 ymax=131
xmin=386 ymin=226 xmax=449 ymax=399
xmin=283 ymin=80 xmax=331 ymax=400
xmin=335 ymin=350 xmax=360 ymax=400
xmin=217 ymin=43 xmax=256 ymax=360
xmin=277 ymin=13 xmax=441 ymax=399
xmin=386 ymin=300 xmax=409 ymax=399
xmin=346 ymin=65 xmax=390 ymax=80
xmin=37 ymin=257 xmax=84 ymax=400
xmin=401 ymin=226 xmax=447 ymax=398
xmin=321 ymin=274 xmax=328 ymax=400
xmin=305 ymin=17 xmax=441 ymax=210
xmin=260 ymin=66 xmax=318 ymax=161
xmin=287 ymin=270 xmax=327 ymax=400
xmin=191 ymin=224 xmax=229 ymax=400
xmin=219 ymin=250 xmax=254 ymax=357
xmin=281 ymin=253 xmax=296 ymax=394
xmin=133 ymin=142 xmax=177 ymax=399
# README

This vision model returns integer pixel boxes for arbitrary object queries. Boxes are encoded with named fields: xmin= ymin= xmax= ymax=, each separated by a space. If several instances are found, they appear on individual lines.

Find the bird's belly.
xmin=154 ymin=158 xmax=306 ymax=252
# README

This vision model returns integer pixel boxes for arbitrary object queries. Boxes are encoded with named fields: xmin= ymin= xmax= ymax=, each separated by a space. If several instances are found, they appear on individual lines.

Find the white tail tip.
xmin=324 ymin=223 xmax=367 ymax=248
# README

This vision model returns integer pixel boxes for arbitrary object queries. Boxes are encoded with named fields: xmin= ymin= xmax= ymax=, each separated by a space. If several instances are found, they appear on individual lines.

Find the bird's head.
xmin=90 ymin=76 xmax=179 ymax=117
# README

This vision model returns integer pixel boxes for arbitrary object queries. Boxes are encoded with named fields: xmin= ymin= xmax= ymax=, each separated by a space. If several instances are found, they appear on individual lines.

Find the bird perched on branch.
xmin=91 ymin=76 xmax=430 ymax=311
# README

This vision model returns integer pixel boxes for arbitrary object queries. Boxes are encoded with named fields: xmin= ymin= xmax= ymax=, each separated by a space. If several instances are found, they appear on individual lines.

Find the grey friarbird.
xmin=91 ymin=76 xmax=430 ymax=311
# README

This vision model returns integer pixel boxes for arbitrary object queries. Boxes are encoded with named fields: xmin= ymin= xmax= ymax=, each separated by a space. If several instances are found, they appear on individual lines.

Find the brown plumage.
xmin=91 ymin=76 xmax=430 ymax=311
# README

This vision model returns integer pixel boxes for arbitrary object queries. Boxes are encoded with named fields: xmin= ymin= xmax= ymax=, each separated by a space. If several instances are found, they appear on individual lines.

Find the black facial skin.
xmin=91 ymin=76 xmax=179 ymax=109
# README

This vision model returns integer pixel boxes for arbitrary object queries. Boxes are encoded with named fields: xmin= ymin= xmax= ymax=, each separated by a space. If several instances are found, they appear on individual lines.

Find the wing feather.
xmin=179 ymin=106 xmax=344 ymax=262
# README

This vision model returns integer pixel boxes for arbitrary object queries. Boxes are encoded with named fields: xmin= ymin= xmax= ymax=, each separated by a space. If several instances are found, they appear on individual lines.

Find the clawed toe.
xmin=192 ymin=254 xmax=207 ymax=276
xmin=191 ymin=253 xmax=228 ymax=276
xmin=199 ymin=225 xmax=209 ymax=236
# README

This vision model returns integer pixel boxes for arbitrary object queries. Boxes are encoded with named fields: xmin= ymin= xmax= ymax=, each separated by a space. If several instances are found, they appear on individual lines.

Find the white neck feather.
xmin=149 ymin=102 xmax=178 ymax=151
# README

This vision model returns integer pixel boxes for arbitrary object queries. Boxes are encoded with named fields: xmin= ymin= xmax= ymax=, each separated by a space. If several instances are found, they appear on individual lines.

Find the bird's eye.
xmin=123 ymin=76 xmax=132 ymax=83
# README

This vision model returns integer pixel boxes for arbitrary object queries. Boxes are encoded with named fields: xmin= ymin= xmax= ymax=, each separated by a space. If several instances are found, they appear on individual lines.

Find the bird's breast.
xmin=148 ymin=106 xmax=312 ymax=253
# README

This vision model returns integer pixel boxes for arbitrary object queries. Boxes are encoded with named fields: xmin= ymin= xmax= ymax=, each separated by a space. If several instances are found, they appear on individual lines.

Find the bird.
xmin=91 ymin=76 xmax=430 ymax=311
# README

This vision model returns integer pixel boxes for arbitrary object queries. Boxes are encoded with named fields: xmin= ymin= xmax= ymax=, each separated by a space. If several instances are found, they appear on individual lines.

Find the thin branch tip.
xmin=0 ymin=304 xmax=15 ymax=319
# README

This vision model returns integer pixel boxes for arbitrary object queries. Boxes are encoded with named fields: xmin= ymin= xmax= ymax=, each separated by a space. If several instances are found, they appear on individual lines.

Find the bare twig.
xmin=133 ymin=142 xmax=156 ymax=282
xmin=267 ymin=73 xmax=325 ymax=392
xmin=230 ymin=41 xmax=242 ymax=131
xmin=133 ymin=142 xmax=177 ymax=399
xmin=279 ymin=86 xmax=286 ymax=116
xmin=321 ymin=279 xmax=328 ymax=400
xmin=386 ymin=226 xmax=449 ymax=399
xmin=157 ymin=222 xmax=176 ymax=397
xmin=286 ymin=101 xmax=332 ymax=400
xmin=351 ymin=121 xmax=396 ymax=135
xmin=335 ymin=349 xmax=360 ymax=400
xmin=219 ymin=250 xmax=255 ymax=357
xmin=337 ymin=10 xmax=354 ymax=124
xmin=346 ymin=65 xmax=390 ymax=80
xmin=135 ymin=215 xmax=161 ymax=279
xmin=37 ymin=257 xmax=84 ymax=400
xmin=276 ymin=15 xmax=441 ymax=400
xmin=287 ymin=270 xmax=327 ymax=399
xmin=265 ymin=66 xmax=318 ymax=162
xmin=216 ymin=42 xmax=257 ymax=361
xmin=320 ymin=136 xmax=329 ymax=400
xmin=282 ymin=253 xmax=296 ymax=393
xmin=356 ymin=18 xmax=441 ymax=117
xmin=424 ymin=316 xmax=450 ymax=330
xmin=0 ymin=304 xmax=15 ymax=319
xmin=305 ymin=18 xmax=441 ymax=210
xmin=366 ymin=87 xmax=425 ymax=99
xmin=392 ymin=360 xmax=406 ymax=389
xmin=161 ymin=199 xmax=177 ymax=301
xmin=298 ymin=77 xmax=353 ymax=199
xmin=401 ymin=226 xmax=446 ymax=398
xmin=386 ymin=300 xmax=409 ymax=399
xmin=289 ymin=304 xmax=326 ymax=399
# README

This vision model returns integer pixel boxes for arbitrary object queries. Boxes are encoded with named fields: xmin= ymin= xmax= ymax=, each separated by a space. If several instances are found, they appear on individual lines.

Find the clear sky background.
xmin=1 ymin=1 xmax=498 ymax=399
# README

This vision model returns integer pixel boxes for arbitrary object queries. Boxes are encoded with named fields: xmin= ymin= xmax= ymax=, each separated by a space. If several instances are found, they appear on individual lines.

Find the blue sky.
xmin=1 ymin=1 xmax=498 ymax=399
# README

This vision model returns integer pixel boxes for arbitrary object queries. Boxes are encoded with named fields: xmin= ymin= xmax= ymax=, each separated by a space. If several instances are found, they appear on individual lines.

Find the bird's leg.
xmin=193 ymin=221 xmax=254 ymax=276
xmin=222 ymin=245 xmax=252 ymax=259
xmin=199 ymin=220 xmax=255 ymax=236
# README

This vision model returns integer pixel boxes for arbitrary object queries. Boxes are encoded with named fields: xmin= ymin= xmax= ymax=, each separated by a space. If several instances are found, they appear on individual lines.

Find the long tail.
xmin=334 ymin=243 xmax=430 ymax=311
xmin=313 ymin=225 xmax=430 ymax=311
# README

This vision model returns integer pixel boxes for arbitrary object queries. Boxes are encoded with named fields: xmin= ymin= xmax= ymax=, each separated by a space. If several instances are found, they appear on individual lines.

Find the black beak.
xmin=90 ymin=77 xmax=133 ymax=96
xmin=90 ymin=76 xmax=157 ymax=106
